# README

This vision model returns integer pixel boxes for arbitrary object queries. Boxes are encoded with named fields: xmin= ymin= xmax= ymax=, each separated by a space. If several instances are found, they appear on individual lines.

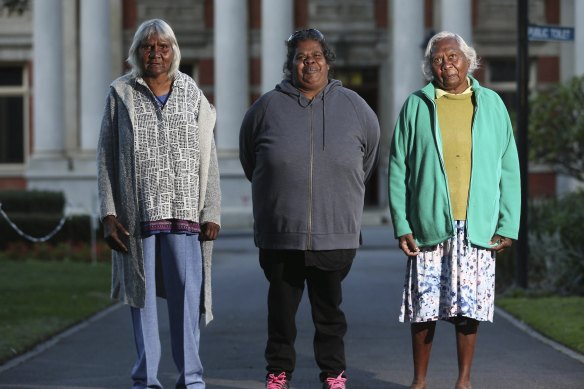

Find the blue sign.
xmin=528 ymin=24 xmax=574 ymax=41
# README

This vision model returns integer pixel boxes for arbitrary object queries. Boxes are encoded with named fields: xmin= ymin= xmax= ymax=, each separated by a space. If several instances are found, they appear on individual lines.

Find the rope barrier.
xmin=0 ymin=202 xmax=68 ymax=243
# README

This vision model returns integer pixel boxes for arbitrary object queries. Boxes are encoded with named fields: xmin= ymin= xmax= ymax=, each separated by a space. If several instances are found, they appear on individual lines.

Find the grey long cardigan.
xmin=97 ymin=72 xmax=221 ymax=325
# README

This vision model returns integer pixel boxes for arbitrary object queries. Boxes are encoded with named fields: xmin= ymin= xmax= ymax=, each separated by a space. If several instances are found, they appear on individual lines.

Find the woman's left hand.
xmin=489 ymin=234 xmax=513 ymax=253
xmin=200 ymin=222 xmax=220 ymax=241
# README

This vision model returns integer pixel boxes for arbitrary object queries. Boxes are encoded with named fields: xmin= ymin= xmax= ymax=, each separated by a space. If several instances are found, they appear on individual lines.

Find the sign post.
xmin=516 ymin=0 xmax=529 ymax=289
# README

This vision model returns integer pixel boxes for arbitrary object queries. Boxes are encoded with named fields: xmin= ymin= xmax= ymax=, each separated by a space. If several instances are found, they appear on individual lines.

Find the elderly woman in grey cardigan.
xmin=97 ymin=19 xmax=220 ymax=389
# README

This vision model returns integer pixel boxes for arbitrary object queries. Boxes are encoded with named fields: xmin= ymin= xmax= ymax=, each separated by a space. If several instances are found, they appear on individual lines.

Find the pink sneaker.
xmin=323 ymin=371 xmax=347 ymax=389
xmin=266 ymin=372 xmax=289 ymax=389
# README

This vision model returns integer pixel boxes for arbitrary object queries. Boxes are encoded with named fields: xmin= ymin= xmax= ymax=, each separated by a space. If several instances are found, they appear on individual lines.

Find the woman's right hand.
xmin=103 ymin=215 xmax=130 ymax=253
xmin=398 ymin=233 xmax=420 ymax=257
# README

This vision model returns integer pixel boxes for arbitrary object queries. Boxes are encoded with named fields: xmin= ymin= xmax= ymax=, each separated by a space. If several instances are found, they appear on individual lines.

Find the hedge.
xmin=0 ymin=190 xmax=65 ymax=214
xmin=0 ymin=190 xmax=102 ymax=249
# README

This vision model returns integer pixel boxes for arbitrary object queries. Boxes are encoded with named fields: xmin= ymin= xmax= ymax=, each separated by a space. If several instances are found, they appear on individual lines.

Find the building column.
xmin=80 ymin=0 xmax=111 ymax=152
xmin=261 ymin=0 xmax=293 ymax=93
xmin=214 ymin=0 xmax=249 ymax=152
xmin=214 ymin=0 xmax=252 ymax=227
xmin=389 ymin=0 xmax=424 ymax=127
xmin=29 ymin=0 xmax=107 ymax=215
xmin=31 ymin=0 xmax=64 ymax=160
xmin=382 ymin=1 xmax=425 ymax=218
xmin=440 ymin=0 xmax=473 ymax=44
xmin=575 ymin=0 xmax=584 ymax=75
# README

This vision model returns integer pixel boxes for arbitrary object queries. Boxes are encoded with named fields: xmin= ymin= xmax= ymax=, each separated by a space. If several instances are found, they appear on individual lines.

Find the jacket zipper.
xmin=430 ymin=97 xmax=455 ymax=237
xmin=307 ymin=105 xmax=314 ymax=250
xmin=465 ymin=101 xmax=478 ymax=242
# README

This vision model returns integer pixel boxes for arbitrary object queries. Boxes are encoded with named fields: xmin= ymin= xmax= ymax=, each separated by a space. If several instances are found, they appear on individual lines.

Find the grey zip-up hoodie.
xmin=240 ymin=79 xmax=380 ymax=250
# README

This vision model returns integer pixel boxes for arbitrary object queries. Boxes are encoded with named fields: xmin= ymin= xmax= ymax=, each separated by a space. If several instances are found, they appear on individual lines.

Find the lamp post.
xmin=516 ymin=0 xmax=529 ymax=288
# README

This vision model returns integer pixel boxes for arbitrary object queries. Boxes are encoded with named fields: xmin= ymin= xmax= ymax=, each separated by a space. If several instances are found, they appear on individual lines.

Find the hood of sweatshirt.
xmin=275 ymin=78 xmax=342 ymax=105
xmin=275 ymin=78 xmax=342 ymax=149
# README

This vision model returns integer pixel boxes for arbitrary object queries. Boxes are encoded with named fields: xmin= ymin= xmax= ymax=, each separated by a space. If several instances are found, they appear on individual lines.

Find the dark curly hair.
xmin=283 ymin=28 xmax=336 ymax=80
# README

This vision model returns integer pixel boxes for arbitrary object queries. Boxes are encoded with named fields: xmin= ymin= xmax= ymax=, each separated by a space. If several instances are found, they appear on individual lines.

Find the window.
xmin=483 ymin=58 xmax=536 ymax=119
xmin=179 ymin=62 xmax=199 ymax=84
xmin=0 ymin=65 xmax=27 ymax=164
xmin=488 ymin=59 xmax=516 ymax=83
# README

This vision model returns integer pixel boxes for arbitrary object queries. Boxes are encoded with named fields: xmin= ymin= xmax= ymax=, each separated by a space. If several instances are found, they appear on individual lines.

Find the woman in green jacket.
xmin=388 ymin=31 xmax=520 ymax=389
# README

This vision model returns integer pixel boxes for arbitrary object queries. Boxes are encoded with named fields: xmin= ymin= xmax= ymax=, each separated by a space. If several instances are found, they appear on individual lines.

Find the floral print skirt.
xmin=400 ymin=220 xmax=496 ymax=323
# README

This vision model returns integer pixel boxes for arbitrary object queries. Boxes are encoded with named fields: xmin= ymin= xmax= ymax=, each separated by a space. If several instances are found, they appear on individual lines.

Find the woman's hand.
xmin=489 ymin=234 xmax=513 ymax=253
xmin=103 ymin=215 xmax=130 ymax=253
xmin=398 ymin=233 xmax=421 ymax=257
xmin=200 ymin=222 xmax=220 ymax=241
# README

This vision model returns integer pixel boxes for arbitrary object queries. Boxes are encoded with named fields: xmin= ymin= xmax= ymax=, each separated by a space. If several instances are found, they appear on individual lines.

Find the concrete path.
xmin=0 ymin=227 xmax=583 ymax=388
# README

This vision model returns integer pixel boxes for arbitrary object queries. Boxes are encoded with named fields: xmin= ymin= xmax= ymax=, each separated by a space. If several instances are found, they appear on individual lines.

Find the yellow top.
xmin=435 ymin=91 xmax=474 ymax=220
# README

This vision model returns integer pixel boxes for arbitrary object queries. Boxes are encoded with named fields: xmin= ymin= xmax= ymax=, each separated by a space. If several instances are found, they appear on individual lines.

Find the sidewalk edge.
xmin=0 ymin=302 xmax=124 ymax=373
xmin=495 ymin=307 xmax=584 ymax=364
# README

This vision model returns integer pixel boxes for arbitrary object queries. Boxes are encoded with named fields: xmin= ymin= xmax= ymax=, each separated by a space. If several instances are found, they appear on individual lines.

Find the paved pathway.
xmin=0 ymin=227 xmax=583 ymax=388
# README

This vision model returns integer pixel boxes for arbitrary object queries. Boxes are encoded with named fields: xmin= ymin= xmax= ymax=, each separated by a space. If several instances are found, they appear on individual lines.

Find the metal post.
xmin=91 ymin=194 xmax=98 ymax=265
xmin=516 ymin=0 xmax=529 ymax=288
xmin=91 ymin=212 xmax=97 ymax=265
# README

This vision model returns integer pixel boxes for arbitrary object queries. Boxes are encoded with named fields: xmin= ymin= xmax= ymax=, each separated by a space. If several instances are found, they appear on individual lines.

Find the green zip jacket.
xmin=388 ymin=77 xmax=520 ymax=248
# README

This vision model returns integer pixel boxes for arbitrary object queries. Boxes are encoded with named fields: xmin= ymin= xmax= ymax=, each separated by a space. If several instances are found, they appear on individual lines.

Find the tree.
xmin=529 ymin=75 xmax=584 ymax=182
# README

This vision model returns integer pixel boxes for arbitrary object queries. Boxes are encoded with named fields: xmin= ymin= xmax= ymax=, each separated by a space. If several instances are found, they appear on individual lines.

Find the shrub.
xmin=0 ymin=189 xmax=106 ymax=247
xmin=0 ymin=190 xmax=64 ymax=214
xmin=0 ymin=213 xmax=103 ymax=249
xmin=529 ymin=75 xmax=584 ymax=182
xmin=0 ymin=240 xmax=111 ymax=263
xmin=496 ymin=191 xmax=584 ymax=295
xmin=0 ymin=190 xmax=107 ymax=261
xmin=495 ymin=248 xmax=515 ymax=293
xmin=527 ymin=191 xmax=584 ymax=295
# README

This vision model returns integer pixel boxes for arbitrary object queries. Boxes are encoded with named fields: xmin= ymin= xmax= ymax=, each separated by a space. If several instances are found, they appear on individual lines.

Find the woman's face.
xmin=140 ymin=33 xmax=173 ymax=79
xmin=291 ymin=39 xmax=329 ymax=96
xmin=430 ymin=37 xmax=470 ymax=93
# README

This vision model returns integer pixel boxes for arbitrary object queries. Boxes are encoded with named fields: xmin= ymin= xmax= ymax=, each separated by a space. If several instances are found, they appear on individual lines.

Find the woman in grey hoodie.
xmin=240 ymin=28 xmax=380 ymax=389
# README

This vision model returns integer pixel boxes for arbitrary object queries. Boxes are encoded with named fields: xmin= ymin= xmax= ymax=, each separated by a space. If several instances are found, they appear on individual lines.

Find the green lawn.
xmin=496 ymin=296 xmax=584 ymax=354
xmin=0 ymin=259 xmax=113 ymax=364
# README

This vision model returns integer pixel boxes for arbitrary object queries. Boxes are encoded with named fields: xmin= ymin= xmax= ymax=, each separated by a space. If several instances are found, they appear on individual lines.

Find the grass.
xmin=496 ymin=295 xmax=584 ymax=354
xmin=0 ymin=259 xmax=113 ymax=364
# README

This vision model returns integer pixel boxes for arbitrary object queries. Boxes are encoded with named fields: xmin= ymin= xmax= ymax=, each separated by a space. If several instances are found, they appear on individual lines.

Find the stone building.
xmin=0 ymin=0 xmax=583 ymax=226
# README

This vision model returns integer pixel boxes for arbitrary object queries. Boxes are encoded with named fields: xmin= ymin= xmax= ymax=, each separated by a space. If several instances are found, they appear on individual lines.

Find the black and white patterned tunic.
xmin=133 ymin=76 xmax=202 ymax=223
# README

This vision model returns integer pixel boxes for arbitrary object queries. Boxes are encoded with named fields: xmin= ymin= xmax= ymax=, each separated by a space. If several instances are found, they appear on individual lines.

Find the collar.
xmin=135 ymin=71 xmax=184 ymax=91
xmin=435 ymin=77 xmax=472 ymax=99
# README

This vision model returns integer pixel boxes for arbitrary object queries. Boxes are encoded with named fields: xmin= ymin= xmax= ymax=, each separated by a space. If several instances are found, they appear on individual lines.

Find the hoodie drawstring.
xmin=322 ymin=92 xmax=326 ymax=150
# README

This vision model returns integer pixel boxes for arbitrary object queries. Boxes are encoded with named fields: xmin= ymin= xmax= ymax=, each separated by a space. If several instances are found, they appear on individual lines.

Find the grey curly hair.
xmin=421 ymin=31 xmax=479 ymax=81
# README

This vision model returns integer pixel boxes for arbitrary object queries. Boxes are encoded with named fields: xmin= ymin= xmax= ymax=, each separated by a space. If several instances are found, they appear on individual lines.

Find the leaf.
xmin=529 ymin=76 xmax=584 ymax=182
